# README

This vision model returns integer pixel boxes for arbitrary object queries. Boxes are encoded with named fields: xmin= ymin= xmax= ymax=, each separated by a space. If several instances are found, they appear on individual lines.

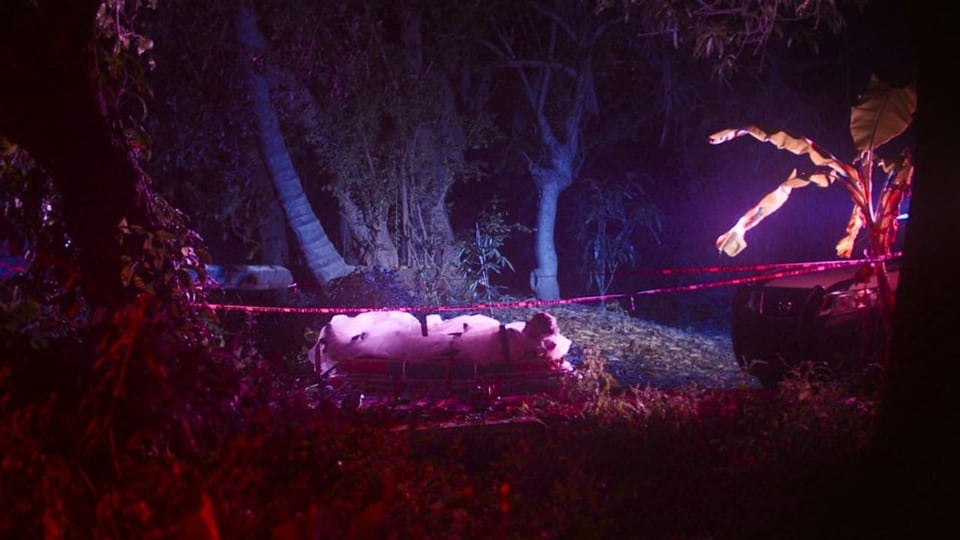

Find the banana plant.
xmin=711 ymin=75 xmax=916 ymax=261
xmin=711 ymin=76 xmax=915 ymax=369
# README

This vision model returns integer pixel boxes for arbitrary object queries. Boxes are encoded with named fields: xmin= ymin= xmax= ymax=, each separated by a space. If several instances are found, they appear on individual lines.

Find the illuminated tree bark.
xmin=529 ymin=159 xmax=572 ymax=300
xmin=489 ymin=0 xmax=599 ymax=300
xmin=234 ymin=3 xmax=351 ymax=284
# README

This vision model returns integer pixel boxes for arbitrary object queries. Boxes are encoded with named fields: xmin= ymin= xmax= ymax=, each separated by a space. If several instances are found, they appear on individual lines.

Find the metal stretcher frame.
xmin=318 ymin=355 xmax=572 ymax=403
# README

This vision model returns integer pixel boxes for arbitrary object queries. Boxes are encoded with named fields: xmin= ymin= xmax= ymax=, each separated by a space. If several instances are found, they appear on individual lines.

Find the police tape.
xmin=605 ymin=251 xmax=902 ymax=277
xmin=197 ymin=253 xmax=900 ymax=315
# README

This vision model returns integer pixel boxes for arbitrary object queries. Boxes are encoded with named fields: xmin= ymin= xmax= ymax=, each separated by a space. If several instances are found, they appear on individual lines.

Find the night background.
xmin=145 ymin=0 xmax=912 ymax=300
xmin=1 ymin=0 xmax=955 ymax=538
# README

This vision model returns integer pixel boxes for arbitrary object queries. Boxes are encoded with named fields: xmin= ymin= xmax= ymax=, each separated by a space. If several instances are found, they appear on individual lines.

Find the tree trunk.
xmin=423 ymin=88 xmax=461 ymax=268
xmin=529 ymin=176 xmax=565 ymax=300
xmin=407 ymin=122 xmax=458 ymax=270
xmin=497 ymin=8 xmax=593 ymax=300
xmin=234 ymin=3 xmax=350 ymax=284
xmin=427 ymin=194 xmax=456 ymax=266
xmin=858 ymin=11 xmax=956 ymax=535
xmin=525 ymin=103 xmax=579 ymax=301
xmin=338 ymin=194 xmax=399 ymax=268
xmin=270 ymin=43 xmax=402 ymax=270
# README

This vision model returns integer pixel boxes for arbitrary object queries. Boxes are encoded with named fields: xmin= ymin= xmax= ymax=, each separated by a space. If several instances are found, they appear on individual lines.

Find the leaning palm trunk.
xmin=275 ymin=62 xmax=401 ymax=269
xmin=235 ymin=4 xmax=350 ymax=284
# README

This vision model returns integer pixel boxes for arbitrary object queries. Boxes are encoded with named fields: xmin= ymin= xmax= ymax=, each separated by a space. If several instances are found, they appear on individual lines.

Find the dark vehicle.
xmin=731 ymin=261 xmax=899 ymax=388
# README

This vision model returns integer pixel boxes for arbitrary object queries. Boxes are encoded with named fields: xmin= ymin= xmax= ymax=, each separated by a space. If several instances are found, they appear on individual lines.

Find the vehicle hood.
xmin=759 ymin=263 xmax=899 ymax=291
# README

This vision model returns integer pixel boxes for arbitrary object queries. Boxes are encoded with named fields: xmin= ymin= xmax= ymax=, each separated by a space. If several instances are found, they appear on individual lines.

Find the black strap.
xmin=415 ymin=312 xmax=429 ymax=336
xmin=498 ymin=324 xmax=510 ymax=362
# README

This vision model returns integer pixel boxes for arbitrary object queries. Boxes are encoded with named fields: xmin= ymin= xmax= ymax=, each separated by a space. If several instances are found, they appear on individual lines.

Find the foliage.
xmin=261 ymin=0 xmax=494 ymax=270
xmin=712 ymin=75 xmax=916 ymax=260
xmin=571 ymin=173 xmax=662 ymax=297
xmin=709 ymin=76 xmax=914 ymax=371
xmin=143 ymin=0 xmax=272 ymax=262
xmin=321 ymin=267 xmax=423 ymax=309
xmin=3 ymin=0 xmax=209 ymax=306
xmin=95 ymin=0 xmax=159 ymax=162
xmin=0 ymin=138 xmax=70 ymax=274
xmin=2 ymin=2 xmax=220 ymax=536
xmin=455 ymin=199 xmax=528 ymax=302
xmin=597 ymin=0 xmax=863 ymax=79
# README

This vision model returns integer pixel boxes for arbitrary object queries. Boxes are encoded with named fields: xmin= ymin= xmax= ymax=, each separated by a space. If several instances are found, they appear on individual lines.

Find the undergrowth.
xmin=1 ymin=300 xmax=882 ymax=539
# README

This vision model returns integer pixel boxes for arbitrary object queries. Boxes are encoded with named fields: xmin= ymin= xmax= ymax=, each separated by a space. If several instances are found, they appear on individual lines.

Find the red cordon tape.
xmin=197 ymin=254 xmax=901 ymax=315
xmin=608 ymin=252 xmax=902 ymax=277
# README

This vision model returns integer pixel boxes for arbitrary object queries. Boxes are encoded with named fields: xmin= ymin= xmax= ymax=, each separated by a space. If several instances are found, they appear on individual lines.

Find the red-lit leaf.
xmin=874 ymin=153 xmax=914 ymax=255
xmin=835 ymin=206 xmax=865 ymax=259
xmin=181 ymin=492 xmax=221 ymax=540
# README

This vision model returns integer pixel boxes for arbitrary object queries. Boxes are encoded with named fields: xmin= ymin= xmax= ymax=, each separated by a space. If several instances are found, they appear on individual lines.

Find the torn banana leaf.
xmin=709 ymin=126 xmax=860 ymax=182
xmin=715 ymin=169 xmax=832 ymax=257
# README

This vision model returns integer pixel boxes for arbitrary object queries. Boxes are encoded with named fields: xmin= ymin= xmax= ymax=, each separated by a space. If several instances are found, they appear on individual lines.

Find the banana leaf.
xmin=715 ymin=169 xmax=833 ymax=257
xmin=850 ymin=75 xmax=917 ymax=157
xmin=709 ymin=126 xmax=860 ymax=184
xmin=710 ymin=78 xmax=914 ymax=258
